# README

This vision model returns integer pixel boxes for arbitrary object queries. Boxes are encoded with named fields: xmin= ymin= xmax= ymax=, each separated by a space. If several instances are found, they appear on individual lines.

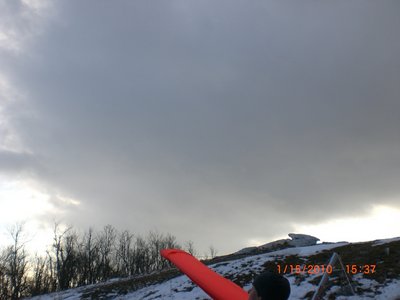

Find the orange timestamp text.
xmin=276 ymin=264 xmax=334 ymax=275
xmin=276 ymin=264 xmax=377 ymax=275
xmin=345 ymin=264 xmax=376 ymax=274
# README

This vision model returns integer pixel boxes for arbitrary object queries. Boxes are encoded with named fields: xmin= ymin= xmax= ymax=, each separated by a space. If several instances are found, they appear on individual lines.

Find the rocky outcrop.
xmin=259 ymin=239 xmax=290 ymax=251
xmin=235 ymin=233 xmax=320 ymax=254
xmin=287 ymin=233 xmax=320 ymax=247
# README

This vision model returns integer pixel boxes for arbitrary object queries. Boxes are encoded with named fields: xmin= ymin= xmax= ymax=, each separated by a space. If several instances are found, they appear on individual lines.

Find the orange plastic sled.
xmin=160 ymin=249 xmax=248 ymax=300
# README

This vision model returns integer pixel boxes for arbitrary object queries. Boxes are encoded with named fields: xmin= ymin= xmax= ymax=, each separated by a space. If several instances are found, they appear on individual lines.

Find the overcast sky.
xmin=1 ymin=0 xmax=400 ymax=255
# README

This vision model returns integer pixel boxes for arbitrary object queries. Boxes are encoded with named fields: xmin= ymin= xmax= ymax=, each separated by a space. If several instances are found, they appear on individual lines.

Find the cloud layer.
xmin=1 ymin=1 xmax=400 ymax=253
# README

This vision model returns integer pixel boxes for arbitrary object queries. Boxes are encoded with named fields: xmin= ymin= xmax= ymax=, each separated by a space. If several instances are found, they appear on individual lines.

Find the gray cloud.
xmin=0 ymin=150 xmax=40 ymax=177
xmin=1 ymin=0 xmax=400 ymax=253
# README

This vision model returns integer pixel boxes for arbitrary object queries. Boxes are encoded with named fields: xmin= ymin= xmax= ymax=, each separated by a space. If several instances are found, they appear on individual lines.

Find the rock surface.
xmin=236 ymin=233 xmax=320 ymax=254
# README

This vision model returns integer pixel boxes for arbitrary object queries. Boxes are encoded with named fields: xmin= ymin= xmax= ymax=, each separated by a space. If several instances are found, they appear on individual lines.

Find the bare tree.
xmin=51 ymin=222 xmax=75 ymax=290
xmin=184 ymin=240 xmax=197 ymax=257
xmin=0 ymin=224 xmax=30 ymax=299
xmin=77 ymin=227 xmax=99 ymax=285
xmin=115 ymin=230 xmax=134 ymax=276
xmin=159 ymin=233 xmax=180 ymax=269
xmin=59 ymin=231 xmax=78 ymax=289
xmin=0 ymin=223 xmax=188 ymax=297
xmin=96 ymin=225 xmax=116 ymax=281
xmin=0 ymin=247 xmax=10 ymax=300
xmin=132 ymin=235 xmax=149 ymax=274
xmin=45 ymin=250 xmax=57 ymax=292
xmin=208 ymin=245 xmax=218 ymax=259
xmin=148 ymin=231 xmax=163 ymax=271
xmin=29 ymin=254 xmax=53 ymax=296
xmin=147 ymin=231 xmax=180 ymax=271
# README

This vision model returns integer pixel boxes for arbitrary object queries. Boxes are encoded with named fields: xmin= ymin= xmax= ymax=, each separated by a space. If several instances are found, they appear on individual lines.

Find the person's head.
xmin=248 ymin=272 xmax=290 ymax=300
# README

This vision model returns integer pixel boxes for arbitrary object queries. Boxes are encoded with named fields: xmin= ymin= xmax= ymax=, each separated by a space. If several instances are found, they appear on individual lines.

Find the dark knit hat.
xmin=253 ymin=272 xmax=290 ymax=300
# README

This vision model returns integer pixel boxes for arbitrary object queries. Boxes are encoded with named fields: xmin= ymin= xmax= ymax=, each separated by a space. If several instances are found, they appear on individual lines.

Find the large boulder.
xmin=234 ymin=233 xmax=320 ymax=255
xmin=287 ymin=233 xmax=320 ymax=247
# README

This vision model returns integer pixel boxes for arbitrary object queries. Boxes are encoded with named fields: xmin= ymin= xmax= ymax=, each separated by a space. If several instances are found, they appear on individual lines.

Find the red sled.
xmin=161 ymin=249 xmax=248 ymax=300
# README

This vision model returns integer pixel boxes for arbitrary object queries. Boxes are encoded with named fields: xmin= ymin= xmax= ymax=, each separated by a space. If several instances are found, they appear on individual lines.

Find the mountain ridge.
xmin=27 ymin=236 xmax=400 ymax=299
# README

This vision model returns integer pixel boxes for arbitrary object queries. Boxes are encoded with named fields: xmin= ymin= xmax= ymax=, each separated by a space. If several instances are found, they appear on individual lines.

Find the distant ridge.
xmin=27 ymin=235 xmax=400 ymax=300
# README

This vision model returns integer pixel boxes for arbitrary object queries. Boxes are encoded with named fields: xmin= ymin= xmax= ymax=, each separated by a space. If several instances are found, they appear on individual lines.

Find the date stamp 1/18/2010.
xmin=276 ymin=264 xmax=376 ymax=275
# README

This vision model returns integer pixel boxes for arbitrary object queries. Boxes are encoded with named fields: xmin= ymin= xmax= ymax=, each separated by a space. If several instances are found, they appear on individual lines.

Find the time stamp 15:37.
xmin=276 ymin=264 xmax=376 ymax=275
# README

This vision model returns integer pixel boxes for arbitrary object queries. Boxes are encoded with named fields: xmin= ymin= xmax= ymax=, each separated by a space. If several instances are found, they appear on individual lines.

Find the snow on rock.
xmin=287 ymin=233 xmax=320 ymax=247
xmin=237 ymin=233 xmax=321 ymax=254
xmin=372 ymin=236 xmax=400 ymax=246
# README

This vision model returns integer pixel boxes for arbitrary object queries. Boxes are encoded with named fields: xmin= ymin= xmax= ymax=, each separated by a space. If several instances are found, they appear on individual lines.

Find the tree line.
xmin=0 ymin=223 xmax=217 ymax=299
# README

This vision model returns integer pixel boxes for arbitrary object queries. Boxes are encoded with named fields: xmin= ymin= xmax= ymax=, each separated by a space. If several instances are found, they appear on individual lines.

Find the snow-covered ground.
xmin=372 ymin=237 xmax=400 ymax=246
xmin=28 ymin=238 xmax=400 ymax=300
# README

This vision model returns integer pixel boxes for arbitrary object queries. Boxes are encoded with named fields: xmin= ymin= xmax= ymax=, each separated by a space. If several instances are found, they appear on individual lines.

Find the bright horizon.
xmin=1 ymin=177 xmax=399 ymax=256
